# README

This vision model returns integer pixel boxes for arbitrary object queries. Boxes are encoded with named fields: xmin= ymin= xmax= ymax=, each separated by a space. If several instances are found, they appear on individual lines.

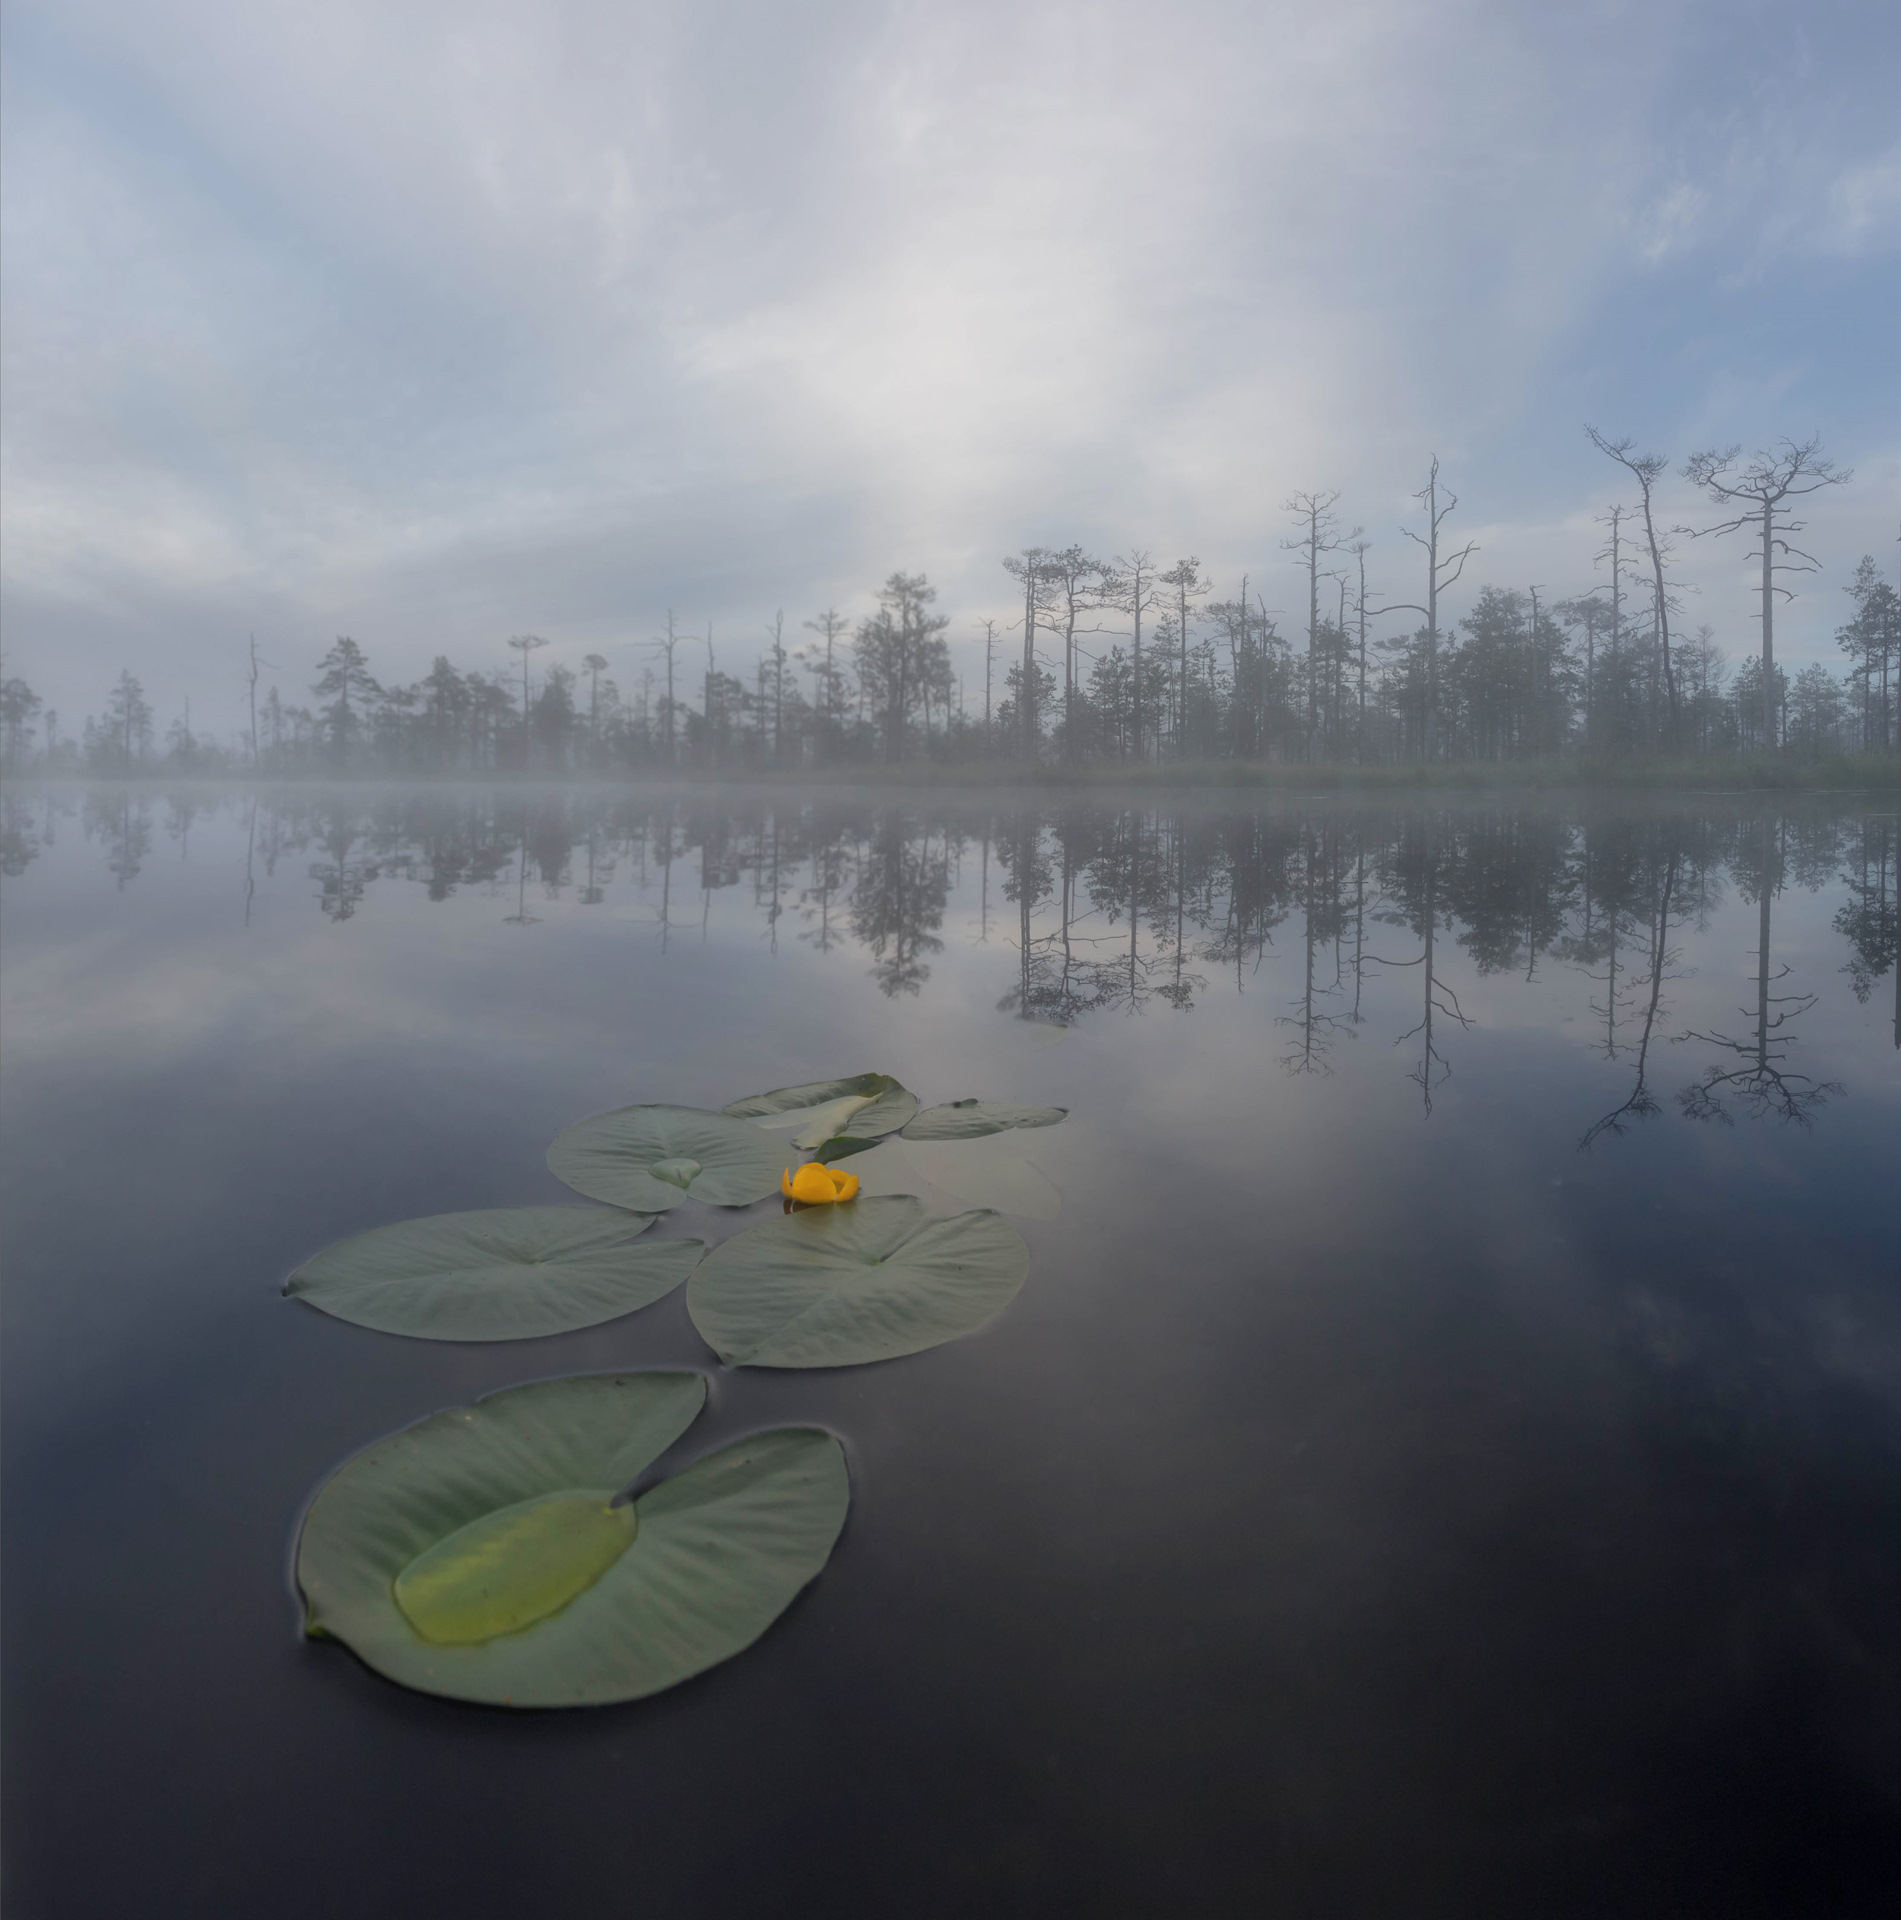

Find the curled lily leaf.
xmin=781 ymin=1162 xmax=861 ymax=1206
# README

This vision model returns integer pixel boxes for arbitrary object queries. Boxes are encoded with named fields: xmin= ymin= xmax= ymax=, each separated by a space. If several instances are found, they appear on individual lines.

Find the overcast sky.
xmin=3 ymin=0 xmax=1896 ymax=735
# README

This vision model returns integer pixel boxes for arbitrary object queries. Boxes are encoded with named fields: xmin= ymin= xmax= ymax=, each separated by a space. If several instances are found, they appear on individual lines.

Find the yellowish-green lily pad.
xmin=296 ymin=1372 xmax=849 ymax=1706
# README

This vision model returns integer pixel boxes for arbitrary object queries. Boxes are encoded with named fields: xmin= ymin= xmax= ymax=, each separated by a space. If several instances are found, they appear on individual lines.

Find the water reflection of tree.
xmin=164 ymin=791 xmax=200 ymax=859
xmin=309 ymin=804 xmax=379 ymax=921
xmin=1201 ymin=812 xmax=1293 ymax=994
xmin=41 ymin=785 xmax=1880 ymax=1133
xmin=1566 ymin=818 xmax=1650 ymax=1060
xmin=799 ymin=810 xmax=856 ymax=956
xmin=1580 ymin=838 xmax=1681 ymax=1145
xmin=1832 ymin=813 xmax=1896 ymax=1047
xmin=1077 ymin=808 xmax=1171 ymax=1016
xmin=1277 ymin=821 xmax=1353 ymax=1073
xmin=1 ymin=791 xmax=41 ymax=875
xmin=851 ymin=811 xmax=951 ymax=996
xmin=83 ymin=789 xmax=152 ymax=890
xmin=578 ymin=813 xmax=616 ymax=905
xmin=1678 ymin=819 xmax=1841 ymax=1124
xmin=992 ymin=808 xmax=1113 ymax=1024
xmin=1448 ymin=809 xmax=1575 ymax=981
xmin=1375 ymin=813 xmax=1471 ymax=1111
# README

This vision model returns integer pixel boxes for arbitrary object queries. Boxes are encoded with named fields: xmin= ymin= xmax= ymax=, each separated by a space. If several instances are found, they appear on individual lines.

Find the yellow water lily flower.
xmin=781 ymin=1161 xmax=861 ymax=1205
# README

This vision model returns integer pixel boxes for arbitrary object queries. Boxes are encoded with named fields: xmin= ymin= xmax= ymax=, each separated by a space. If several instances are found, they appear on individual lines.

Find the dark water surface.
xmin=3 ymin=783 xmax=1897 ymax=1919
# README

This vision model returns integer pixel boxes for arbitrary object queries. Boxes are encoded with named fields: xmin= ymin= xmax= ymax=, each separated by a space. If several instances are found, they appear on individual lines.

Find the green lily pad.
xmin=548 ymin=1105 xmax=786 ymax=1211
xmin=721 ymin=1074 xmax=919 ymax=1163
xmin=687 ymin=1194 xmax=1029 ymax=1368
xmin=284 ymin=1208 xmax=704 ymax=1341
xmin=296 ymin=1372 xmax=850 ymax=1707
xmin=900 ymin=1100 xmax=1068 ymax=1142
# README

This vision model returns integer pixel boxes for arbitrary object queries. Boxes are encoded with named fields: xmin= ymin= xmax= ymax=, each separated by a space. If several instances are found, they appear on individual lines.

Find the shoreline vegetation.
xmin=2 ymin=475 xmax=1894 ymax=788
xmin=6 ymin=752 xmax=1897 ymax=794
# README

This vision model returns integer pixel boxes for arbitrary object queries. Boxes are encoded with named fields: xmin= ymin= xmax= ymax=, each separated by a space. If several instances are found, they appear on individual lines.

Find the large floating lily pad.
xmin=722 ymin=1073 xmax=918 ymax=1163
xmin=548 ymin=1105 xmax=786 ymax=1211
xmin=296 ymin=1372 xmax=849 ymax=1707
xmin=688 ymin=1194 xmax=1029 ymax=1368
xmin=901 ymin=1100 xmax=1067 ymax=1142
xmin=284 ymin=1208 xmax=703 ymax=1341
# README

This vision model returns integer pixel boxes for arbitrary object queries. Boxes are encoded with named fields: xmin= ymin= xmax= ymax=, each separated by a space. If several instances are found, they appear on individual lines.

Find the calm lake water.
xmin=3 ymin=782 xmax=1897 ymax=1919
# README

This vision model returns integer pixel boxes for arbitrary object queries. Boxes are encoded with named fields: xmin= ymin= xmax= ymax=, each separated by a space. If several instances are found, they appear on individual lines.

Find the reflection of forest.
xmin=11 ymin=787 xmax=1896 ymax=1118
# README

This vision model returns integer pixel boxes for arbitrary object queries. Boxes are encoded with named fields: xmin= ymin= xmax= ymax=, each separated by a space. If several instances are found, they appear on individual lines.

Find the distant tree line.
xmin=3 ymin=437 xmax=1893 ymax=778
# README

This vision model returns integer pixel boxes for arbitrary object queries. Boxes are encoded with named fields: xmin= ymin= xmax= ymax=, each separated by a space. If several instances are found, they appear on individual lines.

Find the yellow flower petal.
xmin=789 ymin=1163 xmax=839 ymax=1205
xmin=832 ymin=1170 xmax=861 ymax=1201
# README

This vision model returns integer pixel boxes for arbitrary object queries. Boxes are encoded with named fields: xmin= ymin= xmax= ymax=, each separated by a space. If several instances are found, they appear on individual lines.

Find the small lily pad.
xmin=901 ymin=1100 xmax=1068 ymax=1142
xmin=548 ymin=1105 xmax=786 ymax=1211
xmin=296 ymin=1372 xmax=850 ymax=1707
xmin=722 ymin=1074 xmax=919 ymax=1162
xmin=687 ymin=1194 xmax=1029 ymax=1368
xmin=284 ymin=1207 xmax=704 ymax=1341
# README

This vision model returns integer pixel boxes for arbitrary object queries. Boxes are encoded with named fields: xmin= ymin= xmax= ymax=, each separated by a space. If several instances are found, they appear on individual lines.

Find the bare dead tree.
xmin=1282 ymin=491 xmax=1360 ymax=759
xmin=642 ymin=611 xmax=688 ymax=767
xmin=506 ymin=634 xmax=549 ymax=768
xmin=1366 ymin=459 xmax=1475 ymax=760
xmin=246 ymin=635 xmax=279 ymax=769
xmin=1042 ymin=547 xmax=1107 ymax=762
xmin=1587 ymin=427 xmax=1683 ymax=747
xmin=1682 ymin=437 xmax=1851 ymax=751
xmin=974 ymin=618 xmax=1000 ymax=757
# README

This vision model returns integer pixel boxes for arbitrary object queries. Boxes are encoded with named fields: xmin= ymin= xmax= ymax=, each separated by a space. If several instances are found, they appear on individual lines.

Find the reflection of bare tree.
xmin=1581 ymin=844 xmax=1680 ymax=1145
xmin=652 ymin=802 xmax=687 ymax=952
xmin=503 ymin=849 xmax=540 ymax=927
xmin=578 ymin=816 xmax=615 ymax=905
xmin=1567 ymin=821 xmax=1647 ymax=1060
xmin=242 ymin=794 xmax=257 ymax=925
xmin=1678 ymin=827 xmax=1840 ymax=1124
xmin=851 ymin=813 xmax=949 ymax=996
xmin=1151 ymin=814 xmax=1209 ymax=1013
xmin=755 ymin=807 xmax=789 ymax=955
xmin=996 ymin=809 xmax=1113 ymax=1024
xmin=1375 ymin=816 xmax=1471 ymax=1113
xmin=1278 ymin=824 xmax=1352 ymax=1073
xmin=1201 ymin=813 xmax=1291 ymax=995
